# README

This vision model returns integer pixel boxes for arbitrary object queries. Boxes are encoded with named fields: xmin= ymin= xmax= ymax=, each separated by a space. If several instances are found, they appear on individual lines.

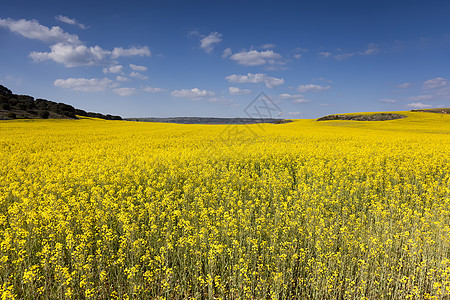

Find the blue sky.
xmin=1 ymin=0 xmax=450 ymax=118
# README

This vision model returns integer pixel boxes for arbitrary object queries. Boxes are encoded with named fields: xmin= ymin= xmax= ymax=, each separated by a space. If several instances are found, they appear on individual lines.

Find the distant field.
xmin=411 ymin=108 xmax=450 ymax=114
xmin=124 ymin=117 xmax=289 ymax=124
xmin=0 ymin=111 xmax=449 ymax=299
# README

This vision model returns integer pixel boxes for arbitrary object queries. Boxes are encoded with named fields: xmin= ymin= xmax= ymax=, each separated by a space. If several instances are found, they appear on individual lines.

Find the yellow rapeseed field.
xmin=0 ymin=111 xmax=449 ymax=299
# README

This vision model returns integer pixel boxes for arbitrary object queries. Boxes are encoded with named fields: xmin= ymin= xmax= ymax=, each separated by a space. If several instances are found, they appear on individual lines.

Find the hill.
xmin=0 ymin=84 xmax=122 ymax=120
xmin=317 ymin=113 xmax=406 ymax=121
xmin=125 ymin=117 xmax=291 ymax=124
xmin=410 ymin=108 xmax=450 ymax=114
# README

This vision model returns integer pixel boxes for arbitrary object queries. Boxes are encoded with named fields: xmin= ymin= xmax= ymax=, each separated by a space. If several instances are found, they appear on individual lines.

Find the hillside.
xmin=0 ymin=85 xmax=122 ymax=120
xmin=125 ymin=117 xmax=291 ymax=124
xmin=411 ymin=108 xmax=450 ymax=114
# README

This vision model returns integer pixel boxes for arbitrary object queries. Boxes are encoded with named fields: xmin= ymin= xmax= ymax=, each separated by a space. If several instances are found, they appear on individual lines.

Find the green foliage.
xmin=0 ymin=85 xmax=122 ymax=120
xmin=38 ymin=110 xmax=49 ymax=119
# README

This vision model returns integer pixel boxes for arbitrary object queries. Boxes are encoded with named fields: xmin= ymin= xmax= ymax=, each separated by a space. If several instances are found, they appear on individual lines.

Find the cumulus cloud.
xmin=55 ymin=15 xmax=86 ymax=29
xmin=116 ymin=76 xmax=130 ymax=82
xmin=423 ymin=77 xmax=448 ymax=89
xmin=200 ymin=32 xmax=222 ymax=53
xmin=0 ymin=18 xmax=80 ymax=44
xmin=112 ymin=87 xmax=137 ymax=96
xmin=2 ymin=18 xmax=152 ymax=70
xmin=230 ymin=50 xmax=284 ymax=66
xmin=111 ymin=46 xmax=150 ymax=58
xmin=129 ymin=64 xmax=147 ymax=71
xmin=103 ymin=65 xmax=123 ymax=74
xmin=297 ymin=84 xmax=331 ymax=92
xmin=407 ymin=102 xmax=432 ymax=109
xmin=143 ymin=86 xmax=164 ymax=93
xmin=225 ymin=73 xmax=284 ymax=88
xmin=171 ymin=88 xmax=216 ymax=100
xmin=278 ymin=93 xmax=309 ymax=103
xmin=228 ymin=86 xmax=251 ymax=95
xmin=222 ymin=48 xmax=232 ymax=58
xmin=30 ymin=43 xmax=110 ymax=67
xmin=54 ymin=77 xmax=113 ymax=92
xmin=30 ymin=44 xmax=151 ymax=67
xmin=129 ymin=72 xmax=148 ymax=80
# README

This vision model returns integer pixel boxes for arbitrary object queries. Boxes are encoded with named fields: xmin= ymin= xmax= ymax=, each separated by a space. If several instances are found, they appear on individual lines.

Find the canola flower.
xmin=0 ymin=111 xmax=449 ymax=299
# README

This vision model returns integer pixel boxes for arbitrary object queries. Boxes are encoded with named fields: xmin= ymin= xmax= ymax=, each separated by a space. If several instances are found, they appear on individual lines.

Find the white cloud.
xmin=228 ymin=86 xmax=251 ymax=95
xmin=408 ymin=95 xmax=433 ymax=101
xmin=225 ymin=73 xmax=284 ymax=88
xmin=30 ymin=43 xmax=151 ymax=68
xmin=55 ymin=15 xmax=86 ymax=29
xmin=54 ymin=77 xmax=113 ymax=92
xmin=111 ymin=46 xmax=150 ymax=58
xmin=334 ymin=43 xmax=380 ymax=61
xmin=230 ymin=50 xmax=284 ymax=66
xmin=423 ymin=77 xmax=448 ymax=89
xmin=278 ymin=93 xmax=309 ymax=103
xmin=319 ymin=51 xmax=331 ymax=58
xmin=143 ymin=86 xmax=164 ymax=93
xmin=103 ymin=65 xmax=123 ymax=74
xmin=397 ymin=82 xmax=412 ymax=89
xmin=297 ymin=84 xmax=331 ymax=92
xmin=359 ymin=43 xmax=379 ymax=55
xmin=129 ymin=64 xmax=147 ymax=72
xmin=407 ymin=102 xmax=432 ymax=109
xmin=2 ymin=17 xmax=153 ymax=73
xmin=0 ymin=18 xmax=80 ymax=44
xmin=188 ymin=29 xmax=199 ymax=36
xmin=200 ymin=32 xmax=222 ymax=53
xmin=112 ymin=87 xmax=137 ymax=96
xmin=116 ymin=76 xmax=130 ymax=82
xmin=294 ymin=47 xmax=308 ymax=58
xmin=129 ymin=72 xmax=149 ymax=80
xmin=171 ymin=88 xmax=216 ymax=100
xmin=222 ymin=48 xmax=232 ymax=58
xmin=30 ymin=43 xmax=110 ymax=67
xmin=380 ymin=98 xmax=397 ymax=103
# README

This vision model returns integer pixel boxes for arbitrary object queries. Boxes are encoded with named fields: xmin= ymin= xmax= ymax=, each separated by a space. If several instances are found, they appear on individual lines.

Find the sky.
xmin=1 ymin=0 xmax=450 ymax=118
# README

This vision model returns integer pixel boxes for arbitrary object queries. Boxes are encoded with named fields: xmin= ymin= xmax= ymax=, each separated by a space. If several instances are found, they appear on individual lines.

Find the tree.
xmin=38 ymin=110 xmax=50 ymax=119
xmin=0 ymin=85 xmax=12 ymax=95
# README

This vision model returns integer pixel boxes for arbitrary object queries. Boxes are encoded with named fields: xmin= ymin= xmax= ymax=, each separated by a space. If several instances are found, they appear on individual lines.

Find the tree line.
xmin=0 ymin=84 xmax=122 ymax=120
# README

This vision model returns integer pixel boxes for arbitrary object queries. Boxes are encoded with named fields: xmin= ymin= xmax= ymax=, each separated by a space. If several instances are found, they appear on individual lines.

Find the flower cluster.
xmin=0 ymin=112 xmax=449 ymax=299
